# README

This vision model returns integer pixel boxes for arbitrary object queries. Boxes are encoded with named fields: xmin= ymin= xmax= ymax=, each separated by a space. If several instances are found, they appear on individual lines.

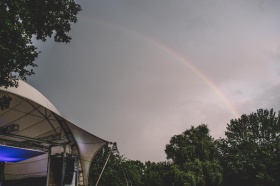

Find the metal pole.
xmin=46 ymin=147 xmax=52 ymax=186
xmin=61 ymin=146 xmax=66 ymax=186
xmin=95 ymin=149 xmax=112 ymax=186
xmin=75 ymin=158 xmax=78 ymax=186
xmin=0 ymin=162 xmax=5 ymax=186
xmin=3 ymin=133 xmax=63 ymax=146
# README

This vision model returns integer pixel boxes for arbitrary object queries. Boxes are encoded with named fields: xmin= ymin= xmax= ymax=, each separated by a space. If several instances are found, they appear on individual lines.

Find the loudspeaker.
xmin=63 ymin=156 xmax=76 ymax=184
xmin=3 ymin=177 xmax=46 ymax=186
xmin=49 ymin=156 xmax=63 ymax=184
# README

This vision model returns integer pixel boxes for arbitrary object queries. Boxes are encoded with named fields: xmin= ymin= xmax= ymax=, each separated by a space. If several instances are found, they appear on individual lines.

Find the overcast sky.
xmin=28 ymin=0 xmax=280 ymax=162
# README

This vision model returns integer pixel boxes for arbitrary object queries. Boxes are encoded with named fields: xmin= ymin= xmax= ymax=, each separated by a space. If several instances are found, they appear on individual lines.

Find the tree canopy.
xmin=142 ymin=161 xmax=174 ymax=186
xmin=165 ymin=124 xmax=223 ymax=186
xmin=0 ymin=0 xmax=81 ymax=88
xmin=89 ymin=146 xmax=174 ymax=186
xmin=89 ymin=146 xmax=145 ymax=186
xmin=89 ymin=109 xmax=280 ymax=186
xmin=218 ymin=109 xmax=280 ymax=186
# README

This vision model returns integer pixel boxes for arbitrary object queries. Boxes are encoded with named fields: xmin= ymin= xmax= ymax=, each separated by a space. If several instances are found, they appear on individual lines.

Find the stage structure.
xmin=0 ymin=81 xmax=110 ymax=186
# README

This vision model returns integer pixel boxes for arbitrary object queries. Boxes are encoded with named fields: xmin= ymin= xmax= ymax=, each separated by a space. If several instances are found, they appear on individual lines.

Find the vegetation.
xmin=165 ymin=124 xmax=223 ymax=186
xmin=90 ymin=109 xmax=280 ymax=186
xmin=0 ymin=0 xmax=81 ymax=109
xmin=89 ymin=146 xmax=145 ymax=186
xmin=142 ymin=161 xmax=174 ymax=186
xmin=218 ymin=109 xmax=280 ymax=186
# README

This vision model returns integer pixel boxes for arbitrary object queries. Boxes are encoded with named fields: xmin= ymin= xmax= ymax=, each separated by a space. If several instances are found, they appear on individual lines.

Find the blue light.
xmin=0 ymin=145 xmax=45 ymax=162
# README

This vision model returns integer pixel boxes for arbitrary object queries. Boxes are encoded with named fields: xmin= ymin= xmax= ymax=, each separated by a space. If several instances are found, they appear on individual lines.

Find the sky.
xmin=28 ymin=0 xmax=280 ymax=162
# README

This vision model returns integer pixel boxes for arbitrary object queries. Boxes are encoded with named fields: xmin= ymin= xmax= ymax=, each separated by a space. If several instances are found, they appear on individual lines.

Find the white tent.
xmin=0 ymin=81 xmax=108 ymax=186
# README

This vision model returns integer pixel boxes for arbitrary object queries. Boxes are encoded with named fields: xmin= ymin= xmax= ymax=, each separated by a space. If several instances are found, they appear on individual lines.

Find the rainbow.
xmin=80 ymin=16 xmax=240 ymax=118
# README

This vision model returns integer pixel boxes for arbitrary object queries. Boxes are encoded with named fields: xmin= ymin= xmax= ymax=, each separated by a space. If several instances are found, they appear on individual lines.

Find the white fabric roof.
xmin=0 ymin=80 xmax=60 ymax=115
xmin=0 ymin=80 xmax=108 ymax=185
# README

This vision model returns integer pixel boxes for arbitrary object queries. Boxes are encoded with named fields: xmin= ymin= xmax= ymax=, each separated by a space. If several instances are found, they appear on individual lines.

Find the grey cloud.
xmin=27 ymin=0 xmax=280 ymax=161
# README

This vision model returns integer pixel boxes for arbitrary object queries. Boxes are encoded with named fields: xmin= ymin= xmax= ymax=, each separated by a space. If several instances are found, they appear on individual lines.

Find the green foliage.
xmin=90 ymin=112 xmax=280 ymax=186
xmin=218 ymin=109 xmax=280 ymax=186
xmin=165 ymin=124 xmax=223 ymax=186
xmin=89 ymin=146 xmax=145 ymax=186
xmin=165 ymin=125 xmax=217 ymax=164
xmin=0 ymin=0 xmax=81 ymax=88
xmin=89 ymin=147 xmax=175 ymax=186
xmin=123 ymin=160 xmax=145 ymax=186
xmin=142 ymin=161 xmax=174 ymax=186
xmin=0 ymin=95 xmax=12 ymax=110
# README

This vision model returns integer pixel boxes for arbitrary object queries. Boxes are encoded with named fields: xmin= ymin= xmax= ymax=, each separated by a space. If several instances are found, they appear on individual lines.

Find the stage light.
xmin=0 ymin=145 xmax=45 ymax=162
xmin=0 ymin=124 xmax=19 ymax=134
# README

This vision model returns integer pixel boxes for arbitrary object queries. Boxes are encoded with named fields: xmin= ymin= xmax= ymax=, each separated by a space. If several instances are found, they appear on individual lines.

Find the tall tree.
xmin=165 ymin=124 xmax=223 ymax=186
xmin=0 ymin=0 xmax=81 ymax=88
xmin=218 ymin=109 xmax=280 ymax=186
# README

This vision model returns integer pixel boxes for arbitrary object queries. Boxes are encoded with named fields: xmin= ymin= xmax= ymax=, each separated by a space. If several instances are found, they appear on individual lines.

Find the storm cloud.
xmin=28 ymin=0 xmax=280 ymax=161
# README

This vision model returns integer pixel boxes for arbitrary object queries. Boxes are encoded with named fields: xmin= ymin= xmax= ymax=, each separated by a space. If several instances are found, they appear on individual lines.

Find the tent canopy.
xmin=0 ymin=81 xmax=108 ymax=185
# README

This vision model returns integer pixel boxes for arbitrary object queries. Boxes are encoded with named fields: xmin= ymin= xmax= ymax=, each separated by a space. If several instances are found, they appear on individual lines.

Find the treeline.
xmin=89 ymin=109 xmax=280 ymax=186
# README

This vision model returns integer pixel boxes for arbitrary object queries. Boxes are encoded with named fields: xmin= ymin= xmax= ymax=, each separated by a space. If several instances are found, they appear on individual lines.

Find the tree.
xmin=0 ymin=0 xmax=81 ymax=88
xmin=122 ymin=160 xmax=145 ymax=186
xmin=142 ymin=161 xmax=174 ymax=186
xmin=89 ymin=146 xmax=145 ymax=186
xmin=89 ymin=146 xmax=125 ymax=186
xmin=218 ymin=109 xmax=280 ymax=186
xmin=165 ymin=124 xmax=223 ymax=186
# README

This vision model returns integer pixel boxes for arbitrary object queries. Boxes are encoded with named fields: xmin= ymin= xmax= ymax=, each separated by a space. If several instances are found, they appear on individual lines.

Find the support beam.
xmin=0 ymin=162 xmax=5 ymax=186
xmin=46 ymin=147 xmax=52 ymax=186
xmin=0 ymin=137 xmax=49 ymax=152
xmin=1 ymin=133 xmax=64 ymax=146
xmin=95 ymin=148 xmax=112 ymax=186
xmin=61 ymin=146 xmax=66 ymax=186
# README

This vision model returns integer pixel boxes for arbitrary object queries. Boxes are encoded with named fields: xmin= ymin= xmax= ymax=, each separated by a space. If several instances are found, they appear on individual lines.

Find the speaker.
xmin=49 ymin=155 xmax=63 ymax=184
xmin=3 ymin=177 xmax=46 ymax=186
xmin=63 ymin=156 xmax=76 ymax=184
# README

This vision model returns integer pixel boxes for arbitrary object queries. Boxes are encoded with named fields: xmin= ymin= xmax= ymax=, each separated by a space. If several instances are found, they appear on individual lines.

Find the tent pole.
xmin=95 ymin=149 xmax=112 ymax=186
xmin=46 ymin=146 xmax=52 ymax=186
xmin=75 ymin=158 xmax=78 ymax=186
xmin=61 ymin=145 xmax=66 ymax=186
